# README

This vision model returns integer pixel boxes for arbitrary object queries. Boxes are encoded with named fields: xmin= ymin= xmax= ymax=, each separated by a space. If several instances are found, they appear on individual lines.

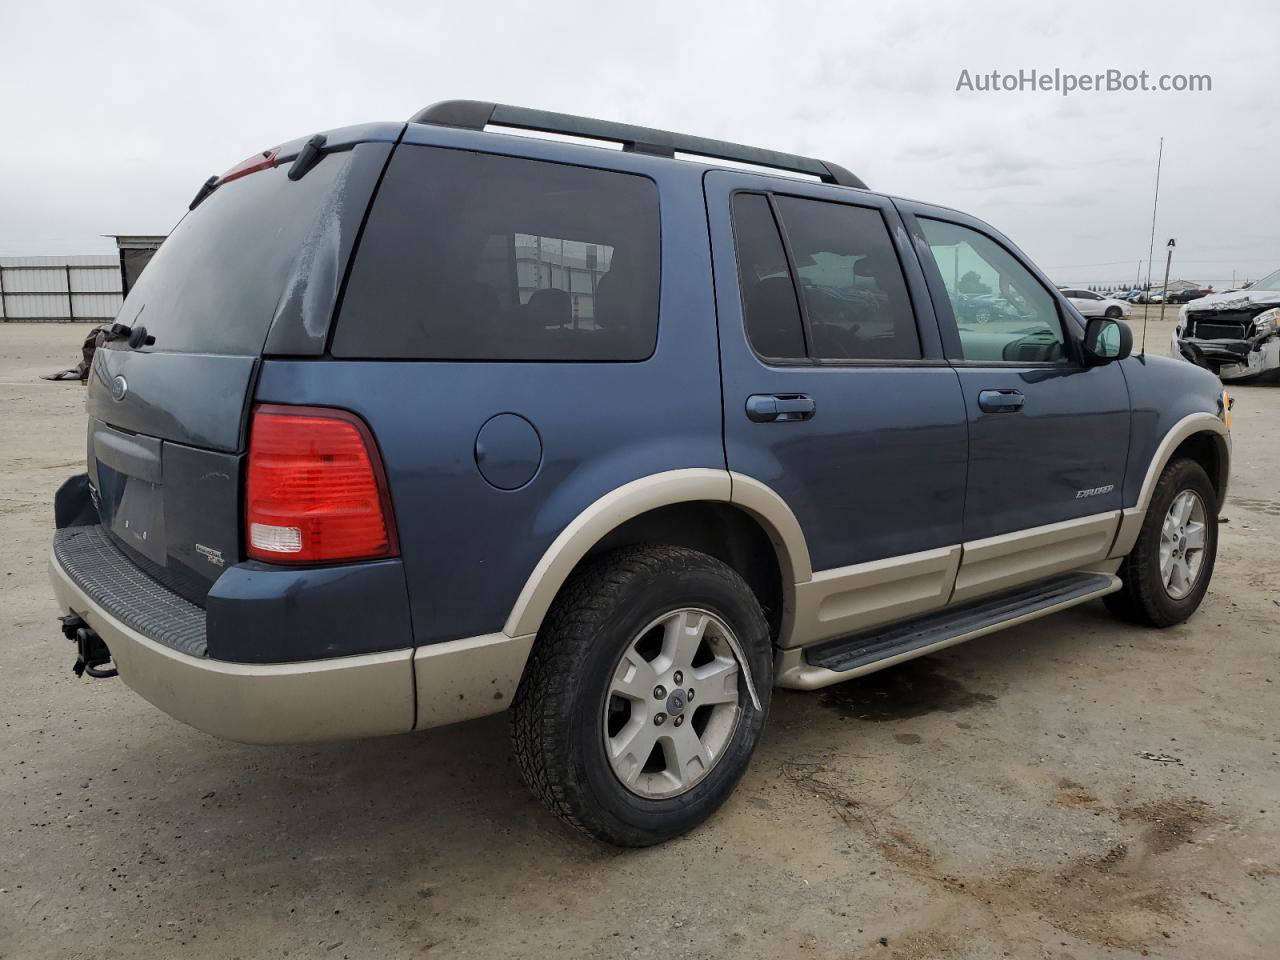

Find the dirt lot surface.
xmin=2 ymin=317 xmax=1277 ymax=959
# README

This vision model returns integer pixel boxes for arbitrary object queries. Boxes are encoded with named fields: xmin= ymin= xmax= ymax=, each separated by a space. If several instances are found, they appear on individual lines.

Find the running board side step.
xmin=775 ymin=572 xmax=1121 ymax=691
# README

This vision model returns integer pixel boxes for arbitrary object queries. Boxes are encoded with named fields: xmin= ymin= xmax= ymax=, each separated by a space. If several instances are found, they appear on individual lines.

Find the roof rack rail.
xmin=408 ymin=100 xmax=867 ymax=190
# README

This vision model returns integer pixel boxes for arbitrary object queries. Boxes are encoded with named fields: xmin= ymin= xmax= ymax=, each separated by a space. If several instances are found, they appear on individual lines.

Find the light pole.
xmin=1158 ymin=238 xmax=1176 ymax=328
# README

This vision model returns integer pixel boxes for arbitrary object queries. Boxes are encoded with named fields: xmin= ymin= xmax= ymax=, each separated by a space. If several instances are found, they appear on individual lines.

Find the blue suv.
xmin=51 ymin=101 xmax=1231 ymax=846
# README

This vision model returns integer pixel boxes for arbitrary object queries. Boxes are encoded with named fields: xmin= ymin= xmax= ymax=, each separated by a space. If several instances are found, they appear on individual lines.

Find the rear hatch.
xmin=85 ymin=125 xmax=400 ymax=604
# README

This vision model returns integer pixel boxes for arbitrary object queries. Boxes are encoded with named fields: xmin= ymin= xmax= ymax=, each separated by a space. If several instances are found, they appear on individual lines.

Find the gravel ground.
xmin=1 ymin=318 xmax=1277 ymax=960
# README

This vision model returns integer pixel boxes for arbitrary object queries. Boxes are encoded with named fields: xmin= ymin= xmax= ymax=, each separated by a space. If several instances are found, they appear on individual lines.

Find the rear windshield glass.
xmin=118 ymin=152 xmax=355 ymax=356
xmin=332 ymin=146 xmax=661 ymax=361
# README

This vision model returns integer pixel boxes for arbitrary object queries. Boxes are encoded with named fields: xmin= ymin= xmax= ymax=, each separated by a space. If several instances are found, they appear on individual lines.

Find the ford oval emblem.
xmin=110 ymin=375 xmax=128 ymax=402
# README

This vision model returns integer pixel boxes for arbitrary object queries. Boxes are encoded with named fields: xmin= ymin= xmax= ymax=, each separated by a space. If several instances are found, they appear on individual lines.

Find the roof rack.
xmin=408 ymin=100 xmax=867 ymax=190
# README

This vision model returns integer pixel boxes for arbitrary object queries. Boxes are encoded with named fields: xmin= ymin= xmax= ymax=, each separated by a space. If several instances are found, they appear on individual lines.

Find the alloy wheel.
xmin=1160 ymin=489 xmax=1208 ymax=600
xmin=602 ymin=608 xmax=744 ymax=799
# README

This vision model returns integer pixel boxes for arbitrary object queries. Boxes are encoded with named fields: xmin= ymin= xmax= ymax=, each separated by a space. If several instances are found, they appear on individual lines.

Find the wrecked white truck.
xmin=1174 ymin=267 xmax=1280 ymax=382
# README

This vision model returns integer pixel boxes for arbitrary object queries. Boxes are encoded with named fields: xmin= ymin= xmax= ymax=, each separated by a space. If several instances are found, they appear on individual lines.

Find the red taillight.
xmin=219 ymin=147 xmax=280 ymax=184
xmin=245 ymin=405 xmax=398 ymax=565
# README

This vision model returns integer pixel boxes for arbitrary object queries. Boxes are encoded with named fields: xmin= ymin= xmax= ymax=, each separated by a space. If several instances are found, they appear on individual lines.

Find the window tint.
xmin=334 ymin=146 xmax=660 ymax=361
xmin=731 ymin=193 xmax=806 ymax=360
xmin=119 ymin=153 xmax=356 ymax=355
xmin=919 ymin=218 xmax=1066 ymax=363
xmin=774 ymin=196 xmax=920 ymax=361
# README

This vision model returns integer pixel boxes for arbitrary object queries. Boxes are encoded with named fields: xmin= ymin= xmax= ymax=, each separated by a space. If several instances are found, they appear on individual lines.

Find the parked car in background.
xmin=49 ymin=101 xmax=1232 ymax=846
xmin=1175 ymin=266 xmax=1280 ymax=382
xmin=1059 ymin=288 xmax=1133 ymax=319
xmin=953 ymin=291 xmax=1024 ymax=325
xmin=1168 ymin=288 xmax=1212 ymax=304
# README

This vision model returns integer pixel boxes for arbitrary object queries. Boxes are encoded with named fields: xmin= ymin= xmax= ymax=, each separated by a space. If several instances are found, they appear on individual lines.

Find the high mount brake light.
xmin=245 ymin=405 xmax=398 ymax=565
xmin=189 ymin=146 xmax=283 ymax=209
xmin=219 ymin=147 xmax=280 ymax=185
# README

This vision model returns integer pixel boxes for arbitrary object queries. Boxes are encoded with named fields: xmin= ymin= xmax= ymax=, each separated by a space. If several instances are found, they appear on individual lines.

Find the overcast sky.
xmin=2 ymin=0 xmax=1275 ymax=286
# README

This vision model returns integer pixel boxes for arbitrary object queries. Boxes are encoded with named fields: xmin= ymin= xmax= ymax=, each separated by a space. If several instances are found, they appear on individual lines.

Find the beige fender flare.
xmin=502 ymin=469 xmax=811 ymax=639
xmin=1109 ymin=412 xmax=1230 ymax=558
xmin=416 ymin=470 xmax=809 ymax=730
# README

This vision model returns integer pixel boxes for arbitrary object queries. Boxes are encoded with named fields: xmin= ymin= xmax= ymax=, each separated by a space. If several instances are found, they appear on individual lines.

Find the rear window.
xmin=118 ymin=152 xmax=356 ymax=356
xmin=333 ymin=146 xmax=661 ymax=361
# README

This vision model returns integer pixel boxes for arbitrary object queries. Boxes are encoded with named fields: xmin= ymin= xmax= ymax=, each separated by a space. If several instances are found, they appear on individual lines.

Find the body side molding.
xmin=952 ymin=510 xmax=1120 ymax=604
xmin=784 ymin=510 xmax=1123 ymax=651
xmin=776 ymin=573 xmax=1122 ymax=690
xmin=786 ymin=545 xmax=961 ymax=649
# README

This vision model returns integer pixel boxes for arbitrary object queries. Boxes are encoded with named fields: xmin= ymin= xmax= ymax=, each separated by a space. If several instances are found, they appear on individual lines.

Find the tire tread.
xmin=511 ymin=545 xmax=766 ymax=844
xmin=1107 ymin=457 xmax=1216 ymax=627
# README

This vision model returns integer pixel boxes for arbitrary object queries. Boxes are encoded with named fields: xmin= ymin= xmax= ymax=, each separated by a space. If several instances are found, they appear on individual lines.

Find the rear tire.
xmin=1105 ymin=458 xmax=1218 ymax=627
xmin=511 ymin=545 xmax=772 ymax=846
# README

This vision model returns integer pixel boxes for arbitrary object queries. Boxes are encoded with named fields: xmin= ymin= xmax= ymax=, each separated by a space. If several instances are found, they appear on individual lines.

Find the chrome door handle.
xmin=746 ymin=394 xmax=816 ymax=423
xmin=978 ymin=389 xmax=1025 ymax=413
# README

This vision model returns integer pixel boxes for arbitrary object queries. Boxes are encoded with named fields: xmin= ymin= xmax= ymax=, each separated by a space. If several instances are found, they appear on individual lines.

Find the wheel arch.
xmin=1169 ymin=430 xmax=1229 ymax=512
xmin=1111 ymin=413 xmax=1229 ymax=557
xmin=502 ymin=470 xmax=811 ymax=643
xmin=1136 ymin=415 xmax=1229 ymax=511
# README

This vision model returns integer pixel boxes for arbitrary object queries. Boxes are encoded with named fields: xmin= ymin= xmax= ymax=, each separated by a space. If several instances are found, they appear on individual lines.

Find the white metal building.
xmin=0 ymin=255 xmax=124 ymax=323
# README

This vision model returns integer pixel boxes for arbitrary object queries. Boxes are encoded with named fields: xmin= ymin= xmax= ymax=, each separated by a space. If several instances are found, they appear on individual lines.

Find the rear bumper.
xmin=50 ymin=550 xmax=416 ymax=744
xmin=49 ymin=540 xmax=540 ymax=743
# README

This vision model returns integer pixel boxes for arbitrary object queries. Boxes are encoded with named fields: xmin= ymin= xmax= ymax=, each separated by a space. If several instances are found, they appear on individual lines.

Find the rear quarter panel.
xmin=255 ymin=130 xmax=724 ymax=644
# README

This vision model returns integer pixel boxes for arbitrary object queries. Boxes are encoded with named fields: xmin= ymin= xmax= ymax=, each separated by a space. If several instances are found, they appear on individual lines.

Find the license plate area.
xmin=87 ymin=417 xmax=244 ymax=604
xmin=90 ymin=421 xmax=168 ymax=567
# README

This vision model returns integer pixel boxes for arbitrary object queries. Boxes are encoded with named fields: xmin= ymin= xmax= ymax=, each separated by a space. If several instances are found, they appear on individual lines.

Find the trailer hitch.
xmin=59 ymin=614 xmax=118 ymax=679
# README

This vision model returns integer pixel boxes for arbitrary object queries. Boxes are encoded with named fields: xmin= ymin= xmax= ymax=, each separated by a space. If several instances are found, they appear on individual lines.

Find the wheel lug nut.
xmin=687 ymin=689 xmax=695 ymax=701
xmin=674 ymin=715 xmax=685 ymax=727
xmin=654 ymin=713 xmax=667 ymax=726
xmin=653 ymin=685 xmax=666 ymax=700
xmin=673 ymin=670 xmax=683 ymax=685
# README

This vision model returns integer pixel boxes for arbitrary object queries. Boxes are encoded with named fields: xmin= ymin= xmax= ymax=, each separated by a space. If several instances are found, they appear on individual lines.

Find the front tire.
xmin=1105 ymin=458 xmax=1218 ymax=627
xmin=1105 ymin=306 xmax=1123 ymax=319
xmin=511 ymin=545 xmax=772 ymax=846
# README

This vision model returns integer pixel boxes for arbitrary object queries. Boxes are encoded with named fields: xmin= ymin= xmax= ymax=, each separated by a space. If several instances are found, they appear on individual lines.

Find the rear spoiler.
xmin=189 ymin=121 xmax=405 ymax=210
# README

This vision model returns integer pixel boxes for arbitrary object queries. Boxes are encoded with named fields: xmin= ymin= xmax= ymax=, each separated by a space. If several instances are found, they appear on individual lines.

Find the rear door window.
xmin=773 ymin=196 xmax=921 ymax=361
xmin=731 ymin=193 xmax=807 ymax=360
xmin=333 ymin=146 xmax=660 ymax=361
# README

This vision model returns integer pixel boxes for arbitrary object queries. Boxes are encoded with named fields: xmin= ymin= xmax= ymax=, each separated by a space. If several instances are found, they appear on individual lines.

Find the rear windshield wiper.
xmin=106 ymin=307 xmax=154 ymax=349
xmin=288 ymin=134 xmax=327 ymax=181
xmin=189 ymin=175 xmax=219 ymax=211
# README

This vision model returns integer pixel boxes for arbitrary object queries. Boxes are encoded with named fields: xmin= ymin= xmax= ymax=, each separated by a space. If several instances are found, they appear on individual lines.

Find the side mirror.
xmin=1083 ymin=317 xmax=1132 ymax=365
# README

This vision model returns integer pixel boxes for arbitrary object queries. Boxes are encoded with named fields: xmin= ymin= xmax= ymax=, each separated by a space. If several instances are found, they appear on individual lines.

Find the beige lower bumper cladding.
xmin=50 ymin=553 xmax=416 ymax=744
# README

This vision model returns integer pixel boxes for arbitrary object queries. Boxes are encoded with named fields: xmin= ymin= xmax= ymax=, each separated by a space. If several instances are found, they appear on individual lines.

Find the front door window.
xmin=919 ymin=218 xmax=1066 ymax=363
